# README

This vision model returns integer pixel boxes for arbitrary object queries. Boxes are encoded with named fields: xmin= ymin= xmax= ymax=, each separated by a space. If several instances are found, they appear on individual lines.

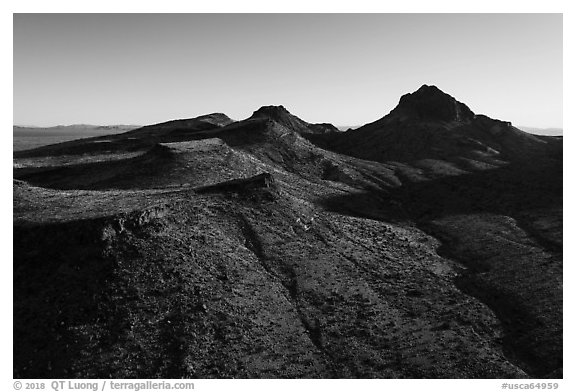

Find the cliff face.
xmin=13 ymin=86 xmax=562 ymax=378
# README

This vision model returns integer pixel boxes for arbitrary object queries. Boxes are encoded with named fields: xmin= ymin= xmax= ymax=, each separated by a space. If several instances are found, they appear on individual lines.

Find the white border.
xmin=4 ymin=2 xmax=572 ymax=391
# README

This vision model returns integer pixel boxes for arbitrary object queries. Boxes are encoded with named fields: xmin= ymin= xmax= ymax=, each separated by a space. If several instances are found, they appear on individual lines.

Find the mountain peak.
xmin=251 ymin=105 xmax=293 ymax=121
xmin=248 ymin=105 xmax=338 ymax=135
xmin=249 ymin=105 xmax=308 ymax=130
xmin=390 ymin=84 xmax=475 ymax=122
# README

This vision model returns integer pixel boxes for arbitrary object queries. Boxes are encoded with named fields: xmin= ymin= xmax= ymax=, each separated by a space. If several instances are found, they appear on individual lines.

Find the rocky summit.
xmin=389 ymin=84 xmax=476 ymax=123
xmin=13 ymin=85 xmax=562 ymax=379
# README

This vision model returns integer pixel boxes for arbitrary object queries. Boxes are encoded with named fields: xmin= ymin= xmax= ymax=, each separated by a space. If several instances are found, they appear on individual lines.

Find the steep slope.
xmin=250 ymin=105 xmax=340 ymax=135
xmin=311 ymin=85 xmax=563 ymax=377
xmin=308 ymin=85 xmax=556 ymax=170
xmin=14 ymin=178 xmax=527 ymax=378
xmin=13 ymin=88 xmax=562 ymax=378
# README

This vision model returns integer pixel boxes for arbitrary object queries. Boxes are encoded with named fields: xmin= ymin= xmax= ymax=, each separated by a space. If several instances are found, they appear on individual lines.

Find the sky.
xmin=13 ymin=13 xmax=563 ymax=128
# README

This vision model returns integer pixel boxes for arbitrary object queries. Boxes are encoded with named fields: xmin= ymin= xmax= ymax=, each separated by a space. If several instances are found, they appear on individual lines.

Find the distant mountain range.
xmin=14 ymin=121 xmax=561 ymax=137
xmin=13 ymin=124 xmax=141 ymax=136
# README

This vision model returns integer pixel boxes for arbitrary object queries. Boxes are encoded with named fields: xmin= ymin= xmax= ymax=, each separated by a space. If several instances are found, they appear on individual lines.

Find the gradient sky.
xmin=13 ymin=13 xmax=562 ymax=128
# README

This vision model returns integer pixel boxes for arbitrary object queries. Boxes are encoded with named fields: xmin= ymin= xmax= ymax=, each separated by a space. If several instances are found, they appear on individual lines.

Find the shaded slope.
xmin=13 ymin=87 xmax=562 ymax=379
xmin=307 ymin=85 xmax=555 ymax=168
xmin=14 ymin=178 xmax=526 ymax=378
xmin=388 ymin=84 xmax=475 ymax=122
xmin=14 ymin=116 xmax=401 ymax=194
xmin=319 ymin=156 xmax=563 ymax=377
xmin=429 ymin=214 xmax=562 ymax=377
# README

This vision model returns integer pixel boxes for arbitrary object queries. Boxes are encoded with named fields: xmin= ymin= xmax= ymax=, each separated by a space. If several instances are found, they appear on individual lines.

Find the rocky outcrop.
xmin=389 ymin=84 xmax=475 ymax=123
xmin=250 ymin=105 xmax=339 ymax=135
xmin=195 ymin=173 xmax=277 ymax=199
